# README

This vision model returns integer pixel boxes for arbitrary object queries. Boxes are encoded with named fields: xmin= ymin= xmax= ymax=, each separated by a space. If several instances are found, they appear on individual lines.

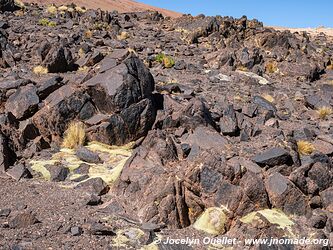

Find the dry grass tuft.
xmin=62 ymin=122 xmax=86 ymax=149
xmin=78 ymin=48 xmax=85 ymax=58
xmin=46 ymin=5 xmax=57 ymax=15
xmin=75 ymin=6 xmax=86 ymax=13
xmin=155 ymin=53 xmax=175 ymax=68
xmin=317 ymin=106 xmax=333 ymax=120
xmin=58 ymin=5 xmax=68 ymax=12
xmin=78 ymin=66 xmax=89 ymax=72
xmin=265 ymin=61 xmax=279 ymax=73
xmin=117 ymin=31 xmax=130 ymax=40
xmin=84 ymin=30 xmax=93 ymax=39
xmin=236 ymin=65 xmax=248 ymax=72
xmin=33 ymin=65 xmax=48 ymax=75
xmin=163 ymin=55 xmax=175 ymax=68
xmin=297 ymin=140 xmax=315 ymax=156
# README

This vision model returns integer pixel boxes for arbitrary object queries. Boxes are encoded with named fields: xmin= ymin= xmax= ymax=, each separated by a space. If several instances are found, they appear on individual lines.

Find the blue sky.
xmin=140 ymin=0 xmax=333 ymax=28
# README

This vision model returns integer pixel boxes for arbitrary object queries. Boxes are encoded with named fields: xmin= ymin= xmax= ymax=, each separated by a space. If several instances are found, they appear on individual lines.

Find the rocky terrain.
xmin=1 ymin=0 xmax=333 ymax=249
xmin=21 ymin=0 xmax=182 ymax=18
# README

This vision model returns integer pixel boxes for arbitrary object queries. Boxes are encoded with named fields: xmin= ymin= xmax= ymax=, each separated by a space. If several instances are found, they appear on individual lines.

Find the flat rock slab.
xmin=9 ymin=212 xmax=39 ymax=229
xmin=75 ymin=147 xmax=102 ymax=164
xmin=313 ymin=140 xmax=333 ymax=155
xmin=75 ymin=177 xmax=109 ymax=196
xmin=253 ymin=147 xmax=292 ymax=167
xmin=186 ymin=126 xmax=227 ymax=152
xmin=5 ymin=84 xmax=39 ymax=120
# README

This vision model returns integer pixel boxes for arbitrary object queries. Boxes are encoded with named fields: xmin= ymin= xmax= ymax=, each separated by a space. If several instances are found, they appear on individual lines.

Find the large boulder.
xmin=84 ymin=53 xmax=155 ymax=113
xmin=43 ymin=46 xmax=75 ymax=73
xmin=32 ymin=85 xmax=90 ymax=144
xmin=174 ymin=16 xmax=220 ymax=44
xmin=265 ymin=173 xmax=309 ymax=215
xmin=0 ymin=0 xmax=17 ymax=12
xmin=83 ymin=53 xmax=157 ymax=145
xmin=33 ymin=54 xmax=157 ymax=146
xmin=87 ymin=98 xmax=156 ymax=145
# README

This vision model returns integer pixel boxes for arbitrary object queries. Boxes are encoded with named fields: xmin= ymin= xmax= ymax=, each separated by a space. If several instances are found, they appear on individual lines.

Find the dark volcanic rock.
xmin=88 ymin=222 xmax=115 ymax=236
xmin=9 ymin=212 xmax=39 ymax=229
xmin=253 ymin=147 xmax=292 ymax=167
xmin=253 ymin=95 xmax=277 ymax=113
xmin=0 ymin=133 xmax=16 ymax=172
xmin=6 ymin=163 xmax=32 ymax=181
xmin=0 ymin=208 xmax=11 ymax=217
xmin=75 ymin=147 xmax=102 ymax=164
xmin=219 ymin=104 xmax=239 ymax=136
xmin=45 ymin=163 xmax=69 ymax=182
xmin=76 ymin=177 xmax=109 ymax=196
xmin=32 ymin=85 xmax=90 ymax=144
xmin=265 ymin=173 xmax=309 ymax=215
xmin=1 ymin=3 xmax=333 ymax=247
xmin=5 ymin=84 xmax=39 ymax=120
xmin=0 ymin=0 xmax=17 ymax=12
xmin=43 ymin=46 xmax=75 ymax=73
xmin=87 ymin=98 xmax=156 ymax=145
xmin=37 ymin=76 xmax=64 ymax=100
xmin=85 ymin=55 xmax=155 ymax=113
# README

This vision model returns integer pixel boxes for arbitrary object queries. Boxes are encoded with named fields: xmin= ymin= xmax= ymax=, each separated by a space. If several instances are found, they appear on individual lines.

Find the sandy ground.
xmin=271 ymin=26 xmax=333 ymax=38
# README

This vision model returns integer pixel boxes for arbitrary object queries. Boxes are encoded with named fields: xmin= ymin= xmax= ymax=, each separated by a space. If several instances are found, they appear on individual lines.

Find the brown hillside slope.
xmin=21 ymin=0 xmax=182 ymax=18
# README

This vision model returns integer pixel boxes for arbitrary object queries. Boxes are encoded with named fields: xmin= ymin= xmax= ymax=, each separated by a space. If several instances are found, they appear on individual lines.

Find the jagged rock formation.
xmin=0 ymin=1 xmax=333 ymax=249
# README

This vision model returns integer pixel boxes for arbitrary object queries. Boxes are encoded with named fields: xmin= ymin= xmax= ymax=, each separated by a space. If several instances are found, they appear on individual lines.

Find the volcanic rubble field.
xmin=0 ymin=1 xmax=333 ymax=249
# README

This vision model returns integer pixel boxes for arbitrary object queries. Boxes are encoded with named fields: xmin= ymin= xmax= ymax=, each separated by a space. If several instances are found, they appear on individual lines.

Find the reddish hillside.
xmin=21 ymin=0 xmax=182 ymax=18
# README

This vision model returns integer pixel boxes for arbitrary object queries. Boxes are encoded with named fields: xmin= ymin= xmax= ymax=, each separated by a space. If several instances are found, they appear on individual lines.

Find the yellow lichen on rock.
xmin=29 ymin=141 xmax=133 ymax=185
xmin=193 ymin=207 xmax=227 ymax=235
xmin=30 ymin=159 xmax=58 ymax=180
xmin=240 ymin=209 xmax=294 ymax=236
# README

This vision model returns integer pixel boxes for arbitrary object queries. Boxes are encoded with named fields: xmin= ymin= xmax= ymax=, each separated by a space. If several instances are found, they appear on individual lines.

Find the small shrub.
xmin=84 ymin=30 xmax=93 ymax=39
xmin=297 ymin=141 xmax=315 ymax=156
xmin=62 ymin=122 xmax=86 ymax=149
xmin=265 ymin=61 xmax=279 ymax=73
xmin=38 ymin=18 xmax=56 ymax=27
xmin=236 ymin=65 xmax=248 ymax=72
xmin=117 ymin=31 xmax=130 ymax=40
xmin=155 ymin=53 xmax=175 ymax=68
xmin=155 ymin=53 xmax=165 ymax=63
xmin=58 ymin=5 xmax=68 ymax=12
xmin=75 ymin=6 xmax=87 ymax=13
xmin=163 ymin=56 xmax=175 ymax=68
xmin=33 ymin=65 xmax=48 ymax=75
xmin=46 ymin=5 xmax=57 ymax=15
xmin=93 ymin=22 xmax=109 ymax=30
xmin=317 ymin=106 xmax=333 ymax=120
xmin=78 ymin=48 xmax=85 ymax=58
xmin=48 ymin=21 xmax=57 ymax=27
xmin=78 ymin=66 xmax=89 ymax=72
